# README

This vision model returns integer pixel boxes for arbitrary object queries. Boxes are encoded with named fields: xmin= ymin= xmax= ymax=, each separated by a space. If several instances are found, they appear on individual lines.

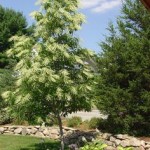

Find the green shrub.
xmin=88 ymin=117 xmax=102 ymax=129
xmin=28 ymin=115 xmax=59 ymax=126
xmin=118 ymin=146 xmax=133 ymax=150
xmin=45 ymin=114 xmax=58 ymax=126
xmin=81 ymin=120 xmax=90 ymax=130
xmin=0 ymin=110 xmax=12 ymax=125
xmin=80 ymin=140 xmax=107 ymax=150
xmin=67 ymin=116 xmax=82 ymax=127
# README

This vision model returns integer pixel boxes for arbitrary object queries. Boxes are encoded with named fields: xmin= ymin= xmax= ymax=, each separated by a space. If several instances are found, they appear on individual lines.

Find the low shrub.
xmin=88 ymin=117 xmax=102 ymax=129
xmin=67 ymin=116 xmax=82 ymax=127
xmin=28 ymin=115 xmax=59 ymax=126
xmin=0 ymin=110 xmax=12 ymax=125
xmin=80 ymin=140 xmax=107 ymax=150
xmin=118 ymin=146 xmax=133 ymax=150
xmin=45 ymin=114 xmax=59 ymax=126
xmin=80 ymin=120 xmax=90 ymax=130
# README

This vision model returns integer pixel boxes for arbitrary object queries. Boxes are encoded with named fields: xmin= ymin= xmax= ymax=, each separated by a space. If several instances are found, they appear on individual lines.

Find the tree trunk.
xmin=57 ymin=114 xmax=65 ymax=150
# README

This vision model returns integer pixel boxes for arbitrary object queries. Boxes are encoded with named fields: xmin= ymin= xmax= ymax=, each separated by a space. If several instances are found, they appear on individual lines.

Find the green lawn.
xmin=0 ymin=135 xmax=62 ymax=150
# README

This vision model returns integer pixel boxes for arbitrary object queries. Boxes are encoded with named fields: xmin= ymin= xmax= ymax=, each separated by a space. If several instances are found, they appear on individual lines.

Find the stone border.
xmin=0 ymin=125 xmax=77 ymax=140
xmin=98 ymin=132 xmax=150 ymax=150
xmin=0 ymin=126 xmax=149 ymax=150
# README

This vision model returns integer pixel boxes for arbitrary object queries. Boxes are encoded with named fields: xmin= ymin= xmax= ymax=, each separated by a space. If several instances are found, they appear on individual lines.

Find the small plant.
xmin=118 ymin=146 xmax=133 ymax=150
xmin=80 ymin=140 xmax=107 ymax=150
xmin=88 ymin=117 xmax=101 ymax=129
xmin=0 ymin=110 xmax=12 ymax=125
xmin=67 ymin=116 xmax=82 ymax=127
xmin=80 ymin=120 xmax=90 ymax=130
xmin=45 ymin=114 xmax=59 ymax=126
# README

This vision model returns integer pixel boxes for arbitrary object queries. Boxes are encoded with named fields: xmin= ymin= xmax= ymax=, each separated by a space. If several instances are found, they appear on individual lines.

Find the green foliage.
xmin=67 ymin=116 xmax=82 ymax=127
xmin=0 ymin=5 xmax=33 ymax=68
xmin=45 ymin=114 xmax=59 ymax=126
xmin=88 ymin=117 xmax=101 ymax=129
xmin=0 ymin=111 xmax=11 ymax=125
xmin=0 ymin=69 xmax=14 ymax=94
xmin=117 ymin=146 xmax=133 ymax=150
xmin=0 ymin=69 xmax=15 ymax=124
xmin=96 ymin=0 xmax=150 ymax=135
xmin=3 ymin=0 xmax=95 ymax=149
xmin=80 ymin=140 xmax=107 ymax=150
xmin=3 ymin=0 xmax=94 ymax=120
xmin=0 ymin=5 xmax=26 ymax=52
xmin=0 ymin=5 xmax=33 ymax=124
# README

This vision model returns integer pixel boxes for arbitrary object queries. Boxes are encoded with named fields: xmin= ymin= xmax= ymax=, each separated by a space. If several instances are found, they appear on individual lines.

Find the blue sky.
xmin=0 ymin=0 xmax=122 ymax=53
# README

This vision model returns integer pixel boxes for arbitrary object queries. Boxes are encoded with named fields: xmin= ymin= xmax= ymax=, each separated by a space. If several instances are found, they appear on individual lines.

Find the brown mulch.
xmin=139 ymin=137 xmax=150 ymax=142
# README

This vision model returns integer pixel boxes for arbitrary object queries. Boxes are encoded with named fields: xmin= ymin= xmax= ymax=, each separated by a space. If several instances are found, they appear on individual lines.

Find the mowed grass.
xmin=0 ymin=135 xmax=62 ymax=150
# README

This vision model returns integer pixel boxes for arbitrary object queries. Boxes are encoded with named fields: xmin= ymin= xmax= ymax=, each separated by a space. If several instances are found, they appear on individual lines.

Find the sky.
xmin=0 ymin=0 xmax=122 ymax=53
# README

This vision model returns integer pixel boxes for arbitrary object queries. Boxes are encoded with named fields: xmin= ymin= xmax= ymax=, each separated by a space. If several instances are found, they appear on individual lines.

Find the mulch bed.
xmin=139 ymin=137 xmax=150 ymax=142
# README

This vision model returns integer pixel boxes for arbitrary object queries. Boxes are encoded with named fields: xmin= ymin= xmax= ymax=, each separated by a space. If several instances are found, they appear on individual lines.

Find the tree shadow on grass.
xmin=19 ymin=130 xmax=97 ymax=150
xmin=20 ymin=140 xmax=61 ymax=150
xmin=19 ymin=130 xmax=98 ymax=150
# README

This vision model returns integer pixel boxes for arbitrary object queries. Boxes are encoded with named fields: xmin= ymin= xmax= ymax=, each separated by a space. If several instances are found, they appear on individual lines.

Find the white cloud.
xmin=80 ymin=0 xmax=122 ymax=13
xmin=80 ymin=0 xmax=105 ymax=9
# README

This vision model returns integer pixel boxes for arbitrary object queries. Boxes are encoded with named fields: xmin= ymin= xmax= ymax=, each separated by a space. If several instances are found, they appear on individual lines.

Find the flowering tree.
xmin=3 ymin=0 xmax=94 ymax=149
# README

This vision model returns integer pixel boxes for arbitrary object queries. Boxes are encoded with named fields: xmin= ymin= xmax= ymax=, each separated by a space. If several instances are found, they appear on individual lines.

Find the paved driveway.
xmin=67 ymin=110 xmax=107 ymax=121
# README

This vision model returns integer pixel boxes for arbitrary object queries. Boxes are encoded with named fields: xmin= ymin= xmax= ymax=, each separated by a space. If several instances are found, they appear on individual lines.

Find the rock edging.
xmin=0 ymin=125 xmax=78 ymax=140
xmin=97 ymin=132 xmax=150 ymax=150
xmin=0 ymin=125 xmax=149 ymax=150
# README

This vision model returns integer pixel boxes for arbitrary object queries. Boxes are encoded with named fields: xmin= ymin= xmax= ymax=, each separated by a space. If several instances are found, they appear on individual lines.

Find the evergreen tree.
xmin=0 ymin=69 xmax=15 ymax=124
xmin=3 ymin=0 xmax=94 ymax=149
xmin=0 ymin=5 xmax=33 ymax=124
xmin=0 ymin=5 xmax=33 ymax=68
xmin=96 ymin=0 xmax=150 ymax=135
